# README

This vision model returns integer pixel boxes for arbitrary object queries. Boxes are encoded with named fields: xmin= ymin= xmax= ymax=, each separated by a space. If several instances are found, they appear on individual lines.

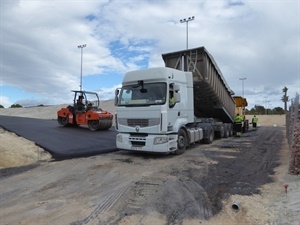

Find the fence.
xmin=286 ymin=93 xmax=300 ymax=174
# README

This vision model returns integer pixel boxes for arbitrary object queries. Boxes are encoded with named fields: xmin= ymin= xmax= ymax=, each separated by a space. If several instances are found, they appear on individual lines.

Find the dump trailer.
xmin=162 ymin=46 xmax=236 ymax=126
xmin=115 ymin=46 xmax=236 ymax=154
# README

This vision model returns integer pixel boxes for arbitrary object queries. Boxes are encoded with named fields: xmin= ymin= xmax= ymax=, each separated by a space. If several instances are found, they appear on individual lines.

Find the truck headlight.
xmin=154 ymin=137 xmax=168 ymax=145
xmin=116 ymin=134 xmax=122 ymax=142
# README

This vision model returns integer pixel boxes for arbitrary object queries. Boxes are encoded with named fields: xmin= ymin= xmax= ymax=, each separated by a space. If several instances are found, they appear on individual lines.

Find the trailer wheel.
xmin=223 ymin=124 xmax=229 ymax=138
xmin=203 ymin=128 xmax=214 ymax=144
xmin=216 ymin=125 xmax=225 ymax=138
xmin=58 ymin=116 xmax=69 ymax=127
xmin=88 ymin=120 xmax=101 ymax=131
xmin=175 ymin=129 xmax=187 ymax=155
xmin=229 ymin=124 xmax=234 ymax=137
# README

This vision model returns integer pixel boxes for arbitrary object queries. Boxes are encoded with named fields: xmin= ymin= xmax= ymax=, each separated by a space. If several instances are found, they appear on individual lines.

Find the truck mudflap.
xmin=116 ymin=133 xmax=178 ymax=153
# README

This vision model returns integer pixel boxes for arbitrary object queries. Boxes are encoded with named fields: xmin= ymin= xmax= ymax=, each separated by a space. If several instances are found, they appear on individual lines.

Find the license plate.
xmin=131 ymin=146 xmax=143 ymax=150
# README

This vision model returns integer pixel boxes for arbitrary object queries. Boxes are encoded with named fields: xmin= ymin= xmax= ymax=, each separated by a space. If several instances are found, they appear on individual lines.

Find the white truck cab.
xmin=114 ymin=67 xmax=203 ymax=154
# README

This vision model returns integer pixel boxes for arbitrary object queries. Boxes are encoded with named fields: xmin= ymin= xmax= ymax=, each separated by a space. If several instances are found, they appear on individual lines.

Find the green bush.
xmin=10 ymin=104 xmax=23 ymax=108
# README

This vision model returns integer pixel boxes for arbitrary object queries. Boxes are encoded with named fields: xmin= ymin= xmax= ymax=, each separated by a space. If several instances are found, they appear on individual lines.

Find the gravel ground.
xmin=0 ymin=106 xmax=299 ymax=225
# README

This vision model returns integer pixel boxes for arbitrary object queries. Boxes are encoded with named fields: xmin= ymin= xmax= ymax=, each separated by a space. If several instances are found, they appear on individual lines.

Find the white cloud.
xmin=0 ymin=96 xmax=11 ymax=108
xmin=0 ymin=0 xmax=299 ymax=110
xmin=96 ymin=84 xmax=121 ymax=100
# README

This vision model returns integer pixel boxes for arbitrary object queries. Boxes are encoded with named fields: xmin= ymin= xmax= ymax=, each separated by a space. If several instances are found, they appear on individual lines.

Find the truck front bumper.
xmin=116 ymin=133 xmax=178 ymax=153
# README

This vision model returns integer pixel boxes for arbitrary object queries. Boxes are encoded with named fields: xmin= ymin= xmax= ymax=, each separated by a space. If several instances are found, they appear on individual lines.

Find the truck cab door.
xmin=168 ymin=83 xmax=181 ymax=128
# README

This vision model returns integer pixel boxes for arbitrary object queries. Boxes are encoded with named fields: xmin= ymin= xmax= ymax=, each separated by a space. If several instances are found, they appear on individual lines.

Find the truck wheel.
xmin=242 ymin=124 xmax=246 ymax=133
xmin=203 ymin=128 xmax=214 ymax=144
xmin=216 ymin=125 xmax=224 ymax=138
xmin=88 ymin=120 xmax=100 ymax=131
xmin=58 ymin=116 xmax=69 ymax=127
xmin=229 ymin=124 xmax=233 ymax=137
xmin=223 ymin=124 xmax=229 ymax=138
xmin=175 ymin=129 xmax=187 ymax=155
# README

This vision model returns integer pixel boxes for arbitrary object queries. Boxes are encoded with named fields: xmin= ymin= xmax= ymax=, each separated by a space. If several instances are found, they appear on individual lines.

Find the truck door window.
xmin=169 ymin=84 xmax=175 ymax=108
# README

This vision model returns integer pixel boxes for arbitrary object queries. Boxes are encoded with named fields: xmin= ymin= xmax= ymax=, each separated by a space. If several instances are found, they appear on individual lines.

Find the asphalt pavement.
xmin=0 ymin=116 xmax=118 ymax=159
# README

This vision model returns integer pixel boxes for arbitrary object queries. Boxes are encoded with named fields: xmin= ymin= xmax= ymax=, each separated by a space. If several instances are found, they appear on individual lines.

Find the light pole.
xmin=180 ymin=16 xmax=195 ymax=49
xmin=239 ymin=77 xmax=247 ymax=97
xmin=264 ymin=96 xmax=268 ymax=115
xmin=78 ymin=44 xmax=86 ymax=91
xmin=266 ymin=100 xmax=271 ymax=115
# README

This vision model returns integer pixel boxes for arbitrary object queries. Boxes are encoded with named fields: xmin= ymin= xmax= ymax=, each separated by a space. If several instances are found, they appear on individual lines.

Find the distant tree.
xmin=281 ymin=86 xmax=289 ymax=113
xmin=247 ymin=105 xmax=265 ymax=115
xmin=273 ymin=106 xmax=284 ymax=115
xmin=10 ymin=104 xmax=23 ymax=108
xmin=0 ymin=105 xmax=4 ymax=108
xmin=253 ymin=105 xmax=265 ymax=114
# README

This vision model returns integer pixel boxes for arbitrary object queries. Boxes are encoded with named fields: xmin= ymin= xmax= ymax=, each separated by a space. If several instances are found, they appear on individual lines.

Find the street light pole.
xmin=78 ymin=44 xmax=86 ymax=91
xmin=239 ymin=77 xmax=247 ymax=97
xmin=264 ymin=96 xmax=268 ymax=115
xmin=180 ymin=16 xmax=195 ymax=49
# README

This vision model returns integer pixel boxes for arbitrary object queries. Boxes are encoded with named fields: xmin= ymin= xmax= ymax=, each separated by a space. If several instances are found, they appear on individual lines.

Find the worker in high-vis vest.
xmin=252 ymin=115 xmax=258 ymax=131
xmin=234 ymin=113 xmax=243 ymax=137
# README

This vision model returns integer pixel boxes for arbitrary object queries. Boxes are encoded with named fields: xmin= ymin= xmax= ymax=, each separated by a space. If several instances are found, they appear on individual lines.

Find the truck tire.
xmin=229 ymin=124 xmax=233 ymax=137
xmin=223 ymin=124 xmax=229 ymax=138
xmin=203 ymin=128 xmax=214 ymax=144
xmin=216 ymin=125 xmax=225 ymax=138
xmin=174 ymin=129 xmax=187 ymax=155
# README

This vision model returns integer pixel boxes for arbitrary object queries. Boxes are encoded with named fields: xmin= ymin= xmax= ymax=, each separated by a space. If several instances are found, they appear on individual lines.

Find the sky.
xmin=0 ymin=0 xmax=299 ymax=110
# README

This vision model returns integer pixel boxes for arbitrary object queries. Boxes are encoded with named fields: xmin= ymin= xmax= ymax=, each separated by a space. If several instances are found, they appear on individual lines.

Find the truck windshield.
xmin=118 ymin=82 xmax=166 ymax=106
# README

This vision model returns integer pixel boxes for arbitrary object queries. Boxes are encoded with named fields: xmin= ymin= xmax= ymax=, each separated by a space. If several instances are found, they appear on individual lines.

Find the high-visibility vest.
xmin=235 ymin=116 xmax=243 ymax=122
xmin=169 ymin=97 xmax=175 ymax=104
xmin=252 ymin=117 xmax=258 ymax=123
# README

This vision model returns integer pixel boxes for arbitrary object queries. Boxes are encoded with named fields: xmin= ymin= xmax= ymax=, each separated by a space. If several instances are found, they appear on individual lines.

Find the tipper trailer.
xmin=115 ymin=46 xmax=236 ymax=154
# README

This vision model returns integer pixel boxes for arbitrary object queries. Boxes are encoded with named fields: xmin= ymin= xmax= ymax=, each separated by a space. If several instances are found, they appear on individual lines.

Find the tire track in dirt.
xmin=71 ymin=185 xmax=130 ymax=225
xmin=197 ymin=127 xmax=284 ymax=215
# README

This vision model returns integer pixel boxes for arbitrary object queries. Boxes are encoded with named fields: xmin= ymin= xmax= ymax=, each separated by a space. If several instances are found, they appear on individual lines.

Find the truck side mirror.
xmin=114 ymin=88 xmax=120 ymax=106
xmin=174 ymin=92 xmax=181 ymax=103
xmin=174 ymin=84 xmax=180 ymax=91
xmin=114 ymin=97 xmax=118 ymax=106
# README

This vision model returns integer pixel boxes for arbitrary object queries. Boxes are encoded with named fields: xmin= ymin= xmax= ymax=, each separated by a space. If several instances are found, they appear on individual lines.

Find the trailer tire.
xmin=224 ymin=124 xmax=229 ymax=138
xmin=174 ymin=129 xmax=187 ymax=155
xmin=229 ymin=124 xmax=234 ymax=137
xmin=203 ymin=128 xmax=214 ymax=144
xmin=216 ymin=125 xmax=225 ymax=138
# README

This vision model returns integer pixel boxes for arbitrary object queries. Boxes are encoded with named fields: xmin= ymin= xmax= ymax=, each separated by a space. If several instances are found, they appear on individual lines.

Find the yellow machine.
xmin=233 ymin=96 xmax=249 ymax=132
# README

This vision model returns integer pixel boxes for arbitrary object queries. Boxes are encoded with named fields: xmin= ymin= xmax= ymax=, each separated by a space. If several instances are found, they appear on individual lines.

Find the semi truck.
xmin=114 ymin=46 xmax=236 ymax=154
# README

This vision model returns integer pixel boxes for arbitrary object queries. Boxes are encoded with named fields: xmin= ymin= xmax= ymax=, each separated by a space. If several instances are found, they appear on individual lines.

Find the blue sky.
xmin=0 ymin=0 xmax=299 ymax=109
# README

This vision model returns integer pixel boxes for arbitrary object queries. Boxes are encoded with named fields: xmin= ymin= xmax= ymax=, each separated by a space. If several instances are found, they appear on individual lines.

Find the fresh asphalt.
xmin=0 ymin=115 xmax=118 ymax=159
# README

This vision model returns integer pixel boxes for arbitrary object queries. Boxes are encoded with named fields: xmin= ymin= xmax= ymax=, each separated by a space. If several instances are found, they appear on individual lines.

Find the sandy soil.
xmin=0 ymin=106 xmax=299 ymax=225
xmin=0 ymin=128 xmax=52 ymax=168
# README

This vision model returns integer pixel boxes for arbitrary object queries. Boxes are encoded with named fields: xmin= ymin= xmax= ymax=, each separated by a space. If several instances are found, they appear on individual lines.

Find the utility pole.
xmin=78 ymin=44 xmax=86 ymax=91
xmin=266 ymin=100 xmax=270 ymax=115
xmin=239 ymin=77 xmax=247 ymax=97
xmin=264 ymin=96 xmax=268 ymax=115
xmin=180 ymin=16 xmax=195 ymax=49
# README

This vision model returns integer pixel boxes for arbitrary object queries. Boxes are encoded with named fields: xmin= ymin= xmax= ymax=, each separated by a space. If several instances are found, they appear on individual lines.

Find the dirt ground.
xmin=0 ymin=107 xmax=299 ymax=225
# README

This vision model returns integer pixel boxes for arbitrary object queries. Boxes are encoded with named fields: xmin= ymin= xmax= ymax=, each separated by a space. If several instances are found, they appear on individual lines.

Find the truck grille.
xmin=118 ymin=118 xmax=160 ymax=127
